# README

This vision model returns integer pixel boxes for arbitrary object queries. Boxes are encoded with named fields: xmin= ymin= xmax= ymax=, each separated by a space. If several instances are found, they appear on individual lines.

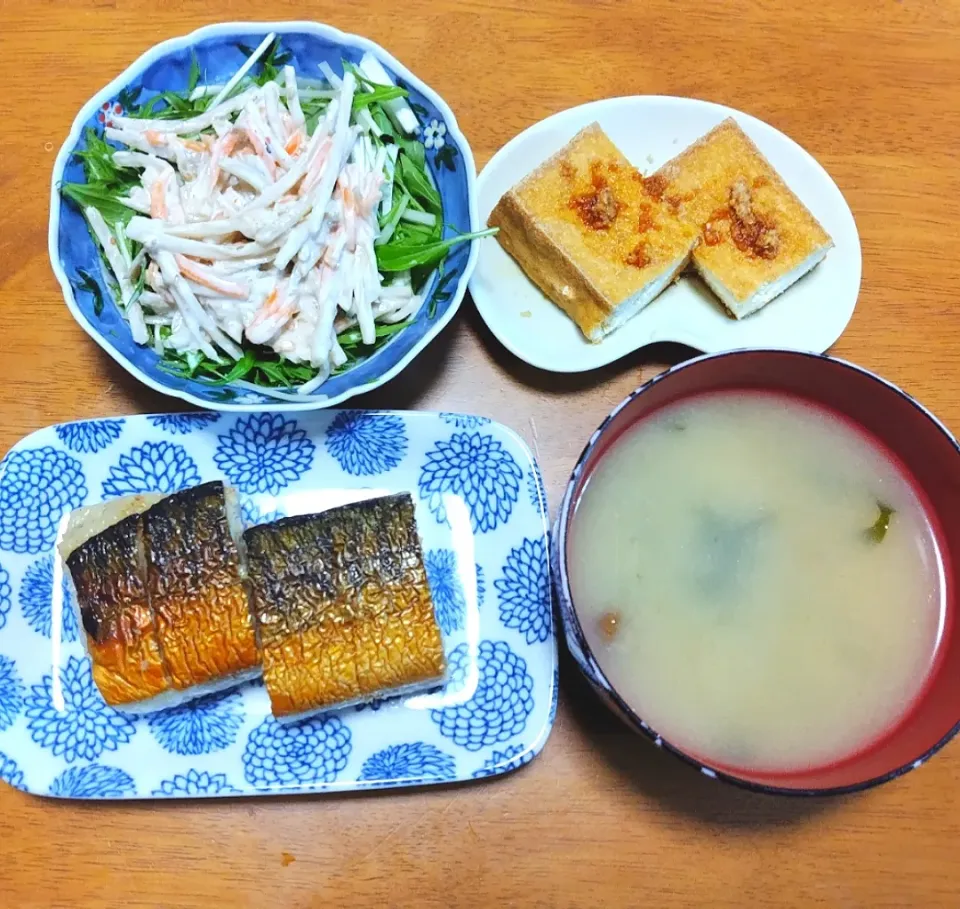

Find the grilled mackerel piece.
xmin=66 ymin=510 xmax=172 ymax=707
xmin=64 ymin=482 xmax=258 ymax=709
xmin=143 ymin=481 xmax=259 ymax=689
xmin=244 ymin=493 xmax=445 ymax=719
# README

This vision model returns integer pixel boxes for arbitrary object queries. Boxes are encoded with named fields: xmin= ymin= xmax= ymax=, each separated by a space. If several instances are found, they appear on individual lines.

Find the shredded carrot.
xmin=209 ymin=131 xmax=241 ymax=187
xmin=284 ymin=131 xmax=302 ymax=155
xmin=144 ymin=129 xmax=165 ymax=145
xmin=150 ymin=179 xmax=167 ymax=219
xmin=175 ymin=254 xmax=248 ymax=298
xmin=183 ymin=139 xmax=207 ymax=152
xmin=241 ymin=127 xmax=277 ymax=179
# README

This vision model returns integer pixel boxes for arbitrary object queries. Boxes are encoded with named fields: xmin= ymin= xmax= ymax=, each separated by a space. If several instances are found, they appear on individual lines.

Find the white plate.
xmin=0 ymin=410 xmax=555 ymax=798
xmin=470 ymin=96 xmax=862 ymax=372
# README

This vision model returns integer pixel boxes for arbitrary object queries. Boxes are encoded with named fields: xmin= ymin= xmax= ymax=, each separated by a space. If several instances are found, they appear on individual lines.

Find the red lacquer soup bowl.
xmin=552 ymin=349 xmax=960 ymax=795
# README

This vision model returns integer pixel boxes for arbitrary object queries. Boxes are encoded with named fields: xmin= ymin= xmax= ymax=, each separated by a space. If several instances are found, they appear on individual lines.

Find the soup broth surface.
xmin=570 ymin=391 xmax=945 ymax=773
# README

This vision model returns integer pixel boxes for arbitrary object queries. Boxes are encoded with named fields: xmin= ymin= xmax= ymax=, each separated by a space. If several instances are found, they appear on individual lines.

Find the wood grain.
xmin=1 ymin=1 xmax=959 ymax=906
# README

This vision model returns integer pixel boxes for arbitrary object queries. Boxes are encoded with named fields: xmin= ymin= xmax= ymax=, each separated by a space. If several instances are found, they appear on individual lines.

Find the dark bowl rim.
xmin=553 ymin=346 xmax=960 ymax=797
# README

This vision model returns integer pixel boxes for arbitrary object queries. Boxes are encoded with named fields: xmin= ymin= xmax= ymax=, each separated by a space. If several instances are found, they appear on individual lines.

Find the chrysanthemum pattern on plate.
xmin=50 ymin=764 xmax=136 ymax=798
xmin=243 ymin=716 xmax=351 ymax=789
xmin=0 ymin=655 xmax=24 ymax=732
xmin=419 ymin=432 xmax=523 ymax=533
xmin=424 ymin=548 xmax=467 ymax=635
xmin=325 ymin=411 xmax=407 ymax=476
xmin=0 ymin=447 xmax=86 ymax=554
xmin=495 ymin=538 xmax=552 ymax=644
xmin=19 ymin=555 xmax=78 ymax=642
xmin=439 ymin=414 xmax=491 ymax=430
xmin=0 ymin=750 xmax=24 ymax=790
xmin=472 ymin=743 xmax=533 ymax=779
xmin=476 ymin=563 xmax=486 ymax=608
xmin=25 ymin=655 xmax=136 ymax=762
xmin=55 ymin=419 xmax=123 ymax=454
xmin=152 ymin=769 xmax=239 ymax=797
xmin=0 ymin=411 xmax=555 ymax=797
xmin=0 ymin=563 xmax=10 ymax=632
xmin=431 ymin=641 xmax=535 ymax=751
xmin=147 ymin=412 xmax=221 ymax=434
xmin=358 ymin=742 xmax=456 ymax=783
xmin=102 ymin=440 xmax=201 ymax=497
xmin=147 ymin=691 xmax=244 ymax=756
xmin=215 ymin=414 xmax=315 ymax=494
xmin=526 ymin=463 xmax=546 ymax=511
xmin=240 ymin=499 xmax=286 ymax=529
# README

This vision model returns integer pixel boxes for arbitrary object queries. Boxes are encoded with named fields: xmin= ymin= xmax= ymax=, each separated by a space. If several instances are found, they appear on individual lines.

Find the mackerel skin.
xmin=143 ymin=481 xmax=258 ymax=689
xmin=244 ymin=493 xmax=445 ymax=717
xmin=66 ymin=513 xmax=171 ymax=706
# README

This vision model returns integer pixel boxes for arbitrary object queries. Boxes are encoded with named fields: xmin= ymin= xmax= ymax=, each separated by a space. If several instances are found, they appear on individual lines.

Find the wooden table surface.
xmin=2 ymin=1 xmax=959 ymax=906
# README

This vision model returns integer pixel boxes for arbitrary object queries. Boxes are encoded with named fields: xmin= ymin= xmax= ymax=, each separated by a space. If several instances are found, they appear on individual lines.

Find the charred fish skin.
xmin=143 ymin=480 xmax=258 ymax=689
xmin=66 ymin=513 xmax=171 ymax=706
xmin=245 ymin=493 xmax=446 ymax=718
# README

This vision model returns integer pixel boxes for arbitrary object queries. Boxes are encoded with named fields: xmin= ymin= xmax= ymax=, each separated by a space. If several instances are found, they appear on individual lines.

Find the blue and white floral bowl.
xmin=48 ymin=21 xmax=480 ymax=412
xmin=0 ymin=409 xmax=556 ymax=798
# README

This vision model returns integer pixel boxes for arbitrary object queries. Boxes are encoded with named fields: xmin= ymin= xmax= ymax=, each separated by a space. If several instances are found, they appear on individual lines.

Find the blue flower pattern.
xmin=527 ymin=464 xmax=546 ymax=510
xmin=55 ymin=419 xmax=123 ymax=453
xmin=476 ymin=564 xmax=486 ymax=608
xmin=495 ymin=538 xmax=552 ymax=644
xmin=240 ymin=499 xmax=285 ymax=529
xmin=153 ymin=769 xmax=239 ymax=796
xmin=215 ymin=414 xmax=315 ymax=494
xmin=0 ymin=412 xmax=553 ymax=797
xmin=419 ymin=432 xmax=523 ymax=533
xmin=147 ymin=691 xmax=244 ymax=755
xmin=147 ymin=412 xmax=221 ymax=434
xmin=0 ymin=751 xmax=24 ymax=790
xmin=325 ymin=411 xmax=407 ymax=476
xmin=424 ymin=549 xmax=466 ymax=635
xmin=0 ymin=563 xmax=10 ymax=632
xmin=358 ymin=743 xmax=456 ymax=783
xmin=0 ymin=447 xmax=86 ymax=553
xmin=472 ymin=743 xmax=534 ymax=778
xmin=102 ymin=441 xmax=200 ymax=497
xmin=51 ymin=764 xmax=136 ymax=798
xmin=243 ymin=716 xmax=351 ymax=789
xmin=431 ymin=641 xmax=535 ymax=751
xmin=440 ymin=414 xmax=491 ymax=430
xmin=0 ymin=656 xmax=23 ymax=731
xmin=19 ymin=556 xmax=78 ymax=642
xmin=25 ymin=656 xmax=136 ymax=762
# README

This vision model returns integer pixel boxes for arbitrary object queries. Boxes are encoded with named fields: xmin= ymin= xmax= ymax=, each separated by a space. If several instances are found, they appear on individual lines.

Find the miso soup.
xmin=569 ymin=391 xmax=945 ymax=774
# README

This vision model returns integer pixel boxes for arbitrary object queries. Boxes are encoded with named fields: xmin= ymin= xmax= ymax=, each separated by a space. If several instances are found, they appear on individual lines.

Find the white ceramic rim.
xmin=471 ymin=95 xmax=862 ymax=371
xmin=48 ymin=20 xmax=481 ymax=412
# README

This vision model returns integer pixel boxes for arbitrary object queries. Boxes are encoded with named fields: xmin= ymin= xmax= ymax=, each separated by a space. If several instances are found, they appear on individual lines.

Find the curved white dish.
xmin=470 ymin=96 xmax=862 ymax=372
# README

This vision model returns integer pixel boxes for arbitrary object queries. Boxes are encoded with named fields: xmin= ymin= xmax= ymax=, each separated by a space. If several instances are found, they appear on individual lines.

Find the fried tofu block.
xmin=245 ymin=493 xmax=445 ymax=720
xmin=489 ymin=122 xmax=699 ymax=341
xmin=62 ymin=495 xmax=172 ymax=708
xmin=143 ymin=481 xmax=259 ymax=690
xmin=652 ymin=118 xmax=833 ymax=318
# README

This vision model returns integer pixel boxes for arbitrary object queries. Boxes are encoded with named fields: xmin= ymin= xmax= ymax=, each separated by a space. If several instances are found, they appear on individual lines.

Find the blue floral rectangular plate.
xmin=0 ymin=410 xmax=555 ymax=799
